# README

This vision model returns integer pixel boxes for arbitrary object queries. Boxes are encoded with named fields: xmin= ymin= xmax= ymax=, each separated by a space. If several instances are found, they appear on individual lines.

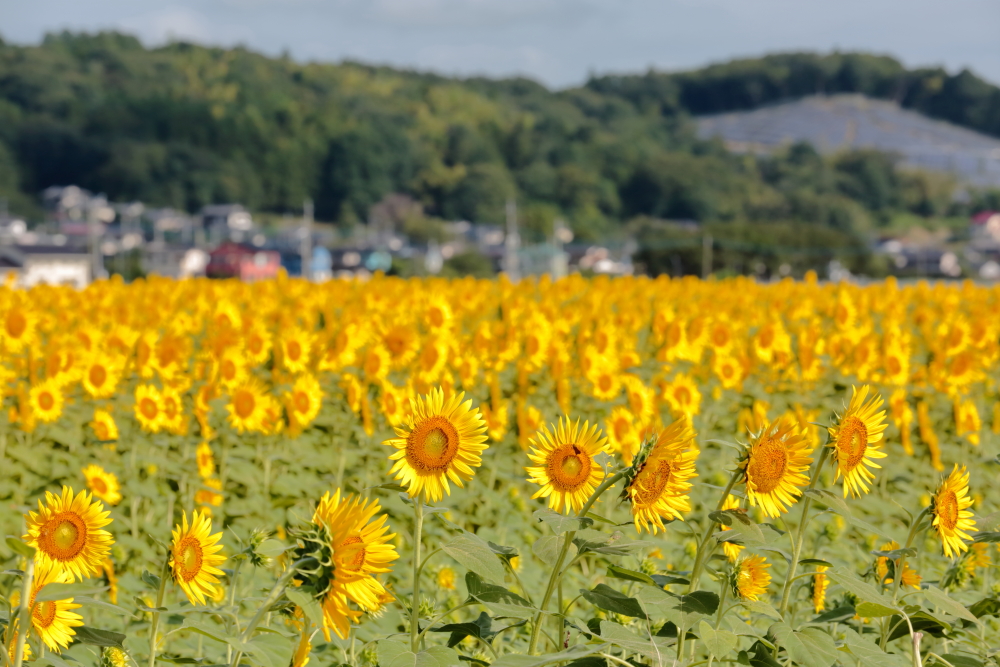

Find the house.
xmin=201 ymin=205 xmax=253 ymax=244
xmin=971 ymin=211 xmax=1000 ymax=245
xmin=0 ymin=245 xmax=92 ymax=288
xmin=206 ymin=242 xmax=280 ymax=281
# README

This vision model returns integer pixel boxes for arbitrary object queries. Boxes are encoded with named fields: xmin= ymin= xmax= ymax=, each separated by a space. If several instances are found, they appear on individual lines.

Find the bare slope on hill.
xmin=696 ymin=94 xmax=1000 ymax=187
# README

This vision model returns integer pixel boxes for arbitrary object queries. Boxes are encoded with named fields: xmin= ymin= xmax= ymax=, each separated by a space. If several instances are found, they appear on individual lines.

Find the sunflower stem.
xmin=11 ymin=556 xmax=34 ymax=667
xmin=526 ymin=471 xmax=624 ymax=656
xmin=410 ymin=495 xmax=425 ymax=653
xmin=229 ymin=558 xmax=314 ymax=667
xmin=147 ymin=554 xmax=170 ymax=667
xmin=892 ymin=507 xmax=931 ymax=606
xmin=777 ymin=444 xmax=830 ymax=620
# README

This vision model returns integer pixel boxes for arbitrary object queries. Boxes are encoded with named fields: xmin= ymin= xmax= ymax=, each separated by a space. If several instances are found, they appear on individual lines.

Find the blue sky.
xmin=3 ymin=0 xmax=997 ymax=88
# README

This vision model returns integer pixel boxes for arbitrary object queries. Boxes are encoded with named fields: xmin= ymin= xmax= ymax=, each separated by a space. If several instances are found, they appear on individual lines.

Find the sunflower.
xmin=298 ymin=490 xmax=399 ymax=640
xmin=363 ymin=345 xmax=391 ymax=382
xmin=134 ymin=384 xmax=164 ymax=433
xmin=812 ymin=566 xmax=829 ymax=613
xmin=280 ymin=329 xmax=314 ymax=374
xmin=732 ymin=555 xmax=771 ymax=601
xmin=170 ymin=510 xmax=226 ymax=605
xmin=931 ymin=465 xmax=976 ymax=559
xmin=713 ymin=353 xmax=744 ymax=391
xmin=437 ymin=567 xmax=457 ymax=590
xmin=606 ymin=407 xmax=641 ymax=464
xmin=526 ymin=418 xmax=608 ymax=514
xmin=29 ymin=380 xmax=64 ymax=424
xmin=102 ymin=558 xmax=119 ymax=605
xmin=286 ymin=373 xmax=324 ymax=430
xmin=719 ymin=494 xmax=745 ymax=563
xmin=3 ymin=304 xmax=36 ymax=352
xmin=662 ymin=373 xmax=702 ymax=417
xmin=24 ymin=486 xmax=114 ymax=581
xmin=516 ymin=402 xmax=543 ymax=451
xmin=11 ymin=560 xmax=83 ymax=652
xmin=827 ymin=385 xmax=888 ymax=498
xmin=954 ymin=399 xmax=981 ymax=446
xmin=379 ymin=381 xmax=408 ymax=425
xmin=82 ymin=465 xmax=122 ymax=506
xmin=875 ymin=540 xmax=921 ymax=588
xmin=227 ymin=379 xmax=269 ymax=433
xmin=588 ymin=363 xmax=622 ymax=402
xmin=739 ymin=418 xmax=812 ymax=518
xmin=196 ymin=441 xmax=216 ymax=479
xmin=623 ymin=376 xmax=655 ymax=426
xmin=384 ymin=388 xmax=489 ymax=502
xmin=161 ymin=388 xmax=187 ymax=435
xmin=81 ymin=354 xmax=121 ymax=399
xmin=216 ymin=348 xmax=248 ymax=390
xmin=624 ymin=417 xmax=699 ymax=534
xmin=244 ymin=324 xmax=273 ymax=366
xmin=91 ymin=409 xmax=119 ymax=442
xmin=100 ymin=647 xmax=129 ymax=667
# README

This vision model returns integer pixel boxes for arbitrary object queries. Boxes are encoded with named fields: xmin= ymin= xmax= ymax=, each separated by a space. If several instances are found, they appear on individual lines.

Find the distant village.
xmin=0 ymin=184 xmax=997 ymax=286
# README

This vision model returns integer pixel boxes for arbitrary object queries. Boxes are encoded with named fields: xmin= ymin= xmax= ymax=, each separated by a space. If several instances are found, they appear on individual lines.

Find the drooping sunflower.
xmin=295 ymin=490 xmax=399 ymax=640
xmin=29 ymin=379 xmax=64 ymax=424
xmin=134 ymin=384 xmax=164 ymax=433
xmin=227 ymin=379 xmax=269 ymax=433
xmin=170 ymin=510 xmax=226 ymax=606
xmin=286 ymin=373 xmax=324 ymax=430
xmin=732 ymin=555 xmax=771 ymax=601
xmin=739 ymin=418 xmax=812 ymax=518
xmin=383 ymin=388 xmax=489 ymax=502
xmin=827 ymin=385 xmax=888 ymax=498
xmin=24 ymin=486 xmax=114 ymax=581
xmin=812 ymin=566 xmax=829 ymax=613
xmin=624 ymin=417 xmax=699 ymax=534
xmin=11 ymin=559 xmax=83 ymax=652
xmin=90 ymin=409 xmax=119 ymax=442
xmin=82 ymin=465 xmax=122 ymax=506
xmin=525 ymin=418 xmax=608 ymax=514
xmin=931 ymin=464 xmax=976 ymax=559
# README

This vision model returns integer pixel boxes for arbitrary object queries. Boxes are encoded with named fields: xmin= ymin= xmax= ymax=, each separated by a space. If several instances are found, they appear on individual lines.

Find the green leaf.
xmin=747 ymin=640 xmax=783 ymax=667
xmin=650 ymin=574 xmax=689 ymax=588
xmin=430 ymin=611 xmax=494 ymax=648
xmin=699 ymin=621 xmax=738 ymax=658
xmin=531 ymin=535 xmax=567 ymax=566
xmin=887 ymin=611 xmax=950 ymax=642
xmin=34 ymin=655 xmax=78 ymax=667
xmin=581 ymin=584 xmax=647 ymax=619
xmin=255 ymin=540 xmax=288 ymax=558
xmin=855 ymin=601 xmax=899 ymax=618
xmin=931 ymin=655 xmax=984 ymax=667
xmin=285 ymin=587 xmax=324 ymax=630
xmin=464 ymin=572 xmax=534 ymax=618
xmin=797 ymin=558 xmax=832 ymax=567
xmin=635 ymin=586 xmax=683 ymax=625
xmin=825 ymin=567 xmax=894 ymax=607
xmin=487 ymin=541 xmax=518 ymax=562
xmin=810 ymin=605 xmax=855 ymax=623
xmin=599 ymin=621 xmax=673 ymax=657
xmin=922 ymin=585 xmax=980 ymax=624
xmin=73 ymin=597 xmax=133 ymax=616
xmin=71 ymin=626 xmax=127 ymax=649
xmin=676 ymin=590 xmax=720 ymax=615
xmin=534 ymin=509 xmax=594 ymax=534
xmin=243 ymin=632 xmax=294 ymax=667
xmin=769 ymin=623 xmax=839 ymax=667
xmin=739 ymin=599 xmax=782 ymax=620
xmin=35 ymin=583 xmax=106 ymax=602
xmin=967 ymin=597 xmax=1000 ymax=618
xmin=443 ymin=532 xmax=506 ymax=585
xmin=181 ymin=621 xmax=241 ymax=645
xmin=839 ymin=628 xmax=909 ymax=667
xmin=805 ymin=489 xmax=893 ymax=540
xmin=490 ymin=644 xmax=608 ymax=667
xmin=141 ymin=570 xmax=161 ymax=589
xmin=6 ymin=537 xmax=35 ymax=558
xmin=870 ymin=547 xmax=917 ymax=559
xmin=606 ymin=565 xmax=655 ymax=586
xmin=971 ymin=531 xmax=1000 ymax=543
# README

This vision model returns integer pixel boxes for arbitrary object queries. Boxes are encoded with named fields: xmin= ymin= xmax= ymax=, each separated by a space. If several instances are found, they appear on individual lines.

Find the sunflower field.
xmin=1 ymin=273 xmax=999 ymax=667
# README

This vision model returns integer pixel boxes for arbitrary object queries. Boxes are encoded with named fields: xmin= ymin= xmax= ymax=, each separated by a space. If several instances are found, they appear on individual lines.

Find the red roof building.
xmin=206 ymin=242 xmax=280 ymax=281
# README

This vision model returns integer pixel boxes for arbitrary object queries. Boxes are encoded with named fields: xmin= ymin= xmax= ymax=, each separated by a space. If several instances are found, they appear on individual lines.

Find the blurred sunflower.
xmin=740 ymin=418 xmax=812 ymax=518
xmin=812 ymin=566 xmax=829 ymax=613
xmin=623 ymin=417 xmax=698 ymax=534
xmin=24 ymin=486 xmax=114 ymax=581
xmin=81 ymin=464 xmax=122 ymax=506
xmin=605 ymin=407 xmax=641 ymax=465
xmin=875 ymin=540 xmax=921 ymax=588
xmin=286 ymin=373 xmax=324 ymax=431
xmin=81 ymin=354 xmax=121 ymax=399
xmin=279 ymin=329 xmax=314 ymax=374
xmin=662 ymin=373 xmax=701 ymax=417
xmin=931 ymin=464 xmax=976 ymax=558
xmin=827 ymin=385 xmax=887 ymax=498
xmin=170 ymin=510 xmax=226 ymax=605
xmin=29 ymin=379 xmax=64 ymax=424
xmin=134 ymin=384 xmax=164 ymax=433
xmin=90 ymin=409 xmax=119 ymax=442
xmin=732 ymin=555 xmax=771 ymax=601
xmin=383 ymin=388 xmax=488 ymax=502
xmin=525 ymin=418 xmax=608 ymax=514
xmin=3 ymin=303 xmax=36 ymax=351
xmin=196 ymin=441 xmax=215 ymax=479
xmin=227 ymin=379 xmax=269 ymax=433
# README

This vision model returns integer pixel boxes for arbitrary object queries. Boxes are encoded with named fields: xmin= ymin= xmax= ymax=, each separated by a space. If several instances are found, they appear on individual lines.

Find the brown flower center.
xmin=38 ymin=391 xmax=55 ymax=412
xmin=836 ymin=416 xmax=868 ymax=470
xmin=90 ymin=477 xmax=109 ymax=496
xmin=287 ymin=340 xmax=302 ymax=361
xmin=546 ymin=444 xmax=592 ymax=491
xmin=175 ymin=536 xmax=204 ymax=582
xmin=937 ymin=490 xmax=959 ymax=530
xmin=634 ymin=460 xmax=675 ymax=504
xmin=33 ymin=600 xmax=57 ymax=628
xmin=89 ymin=364 xmax=108 ymax=388
xmin=294 ymin=391 xmax=310 ymax=414
xmin=406 ymin=417 xmax=460 ymax=472
xmin=140 ymin=397 xmax=158 ymax=420
xmin=234 ymin=390 xmax=256 ymax=419
xmin=337 ymin=535 xmax=366 ymax=569
xmin=39 ymin=512 xmax=87 ymax=560
xmin=747 ymin=436 xmax=788 ymax=494
xmin=7 ymin=311 xmax=27 ymax=338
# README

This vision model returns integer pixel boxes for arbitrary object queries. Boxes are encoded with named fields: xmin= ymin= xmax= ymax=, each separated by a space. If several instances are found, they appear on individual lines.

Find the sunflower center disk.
xmin=836 ymin=417 xmax=868 ymax=469
xmin=938 ymin=490 xmax=959 ymax=530
xmin=287 ymin=341 xmax=302 ymax=360
xmin=295 ymin=392 xmax=310 ymax=413
xmin=43 ymin=513 xmax=86 ymax=560
xmin=7 ymin=312 xmax=26 ymax=338
xmin=748 ymin=441 xmax=788 ymax=494
xmin=235 ymin=392 xmax=255 ymax=418
xmin=407 ymin=418 xmax=459 ymax=472
xmin=39 ymin=392 xmax=55 ymax=411
xmin=549 ymin=445 xmax=591 ymax=490
xmin=635 ymin=461 xmax=673 ymax=504
xmin=179 ymin=538 xmax=204 ymax=581
xmin=337 ymin=535 xmax=367 ymax=570
xmin=33 ymin=600 xmax=56 ymax=628
xmin=91 ymin=478 xmax=108 ymax=495
xmin=141 ymin=398 xmax=158 ymax=419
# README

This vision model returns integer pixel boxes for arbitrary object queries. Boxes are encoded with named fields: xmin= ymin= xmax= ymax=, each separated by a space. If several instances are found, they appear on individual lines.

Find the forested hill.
xmin=587 ymin=52 xmax=1000 ymax=139
xmin=0 ymin=32 xmax=998 ymax=244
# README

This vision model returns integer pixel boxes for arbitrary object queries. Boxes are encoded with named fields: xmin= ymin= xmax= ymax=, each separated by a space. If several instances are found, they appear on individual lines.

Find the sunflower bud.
xmin=100 ymin=647 xmax=128 ymax=667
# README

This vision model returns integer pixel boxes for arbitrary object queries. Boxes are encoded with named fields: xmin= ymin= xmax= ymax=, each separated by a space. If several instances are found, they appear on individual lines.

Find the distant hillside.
xmin=0 ymin=32 xmax=997 ymax=253
xmin=587 ymin=52 xmax=1000 ymax=139
xmin=696 ymin=94 xmax=1000 ymax=188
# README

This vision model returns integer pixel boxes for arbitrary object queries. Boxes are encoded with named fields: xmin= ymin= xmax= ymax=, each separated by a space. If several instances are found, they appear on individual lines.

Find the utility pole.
xmin=88 ymin=206 xmax=106 ymax=283
xmin=551 ymin=218 xmax=569 ymax=279
xmin=503 ymin=198 xmax=520 ymax=281
xmin=301 ymin=198 xmax=314 ymax=281
xmin=702 ymin=233 xmax=713 ymax=279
